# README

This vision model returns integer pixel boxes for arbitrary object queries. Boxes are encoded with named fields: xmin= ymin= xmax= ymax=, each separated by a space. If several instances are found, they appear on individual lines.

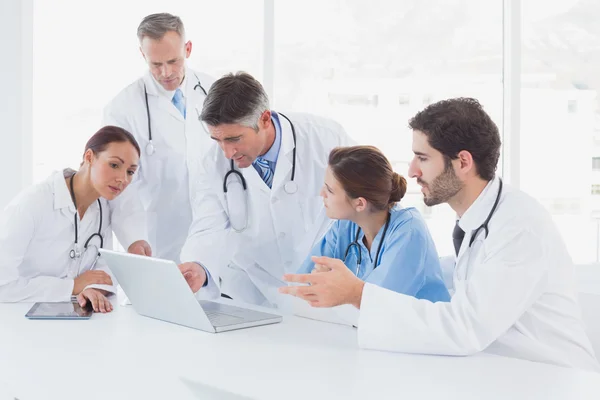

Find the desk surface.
xmin=1 ymin=302 xmax=599 ymax=400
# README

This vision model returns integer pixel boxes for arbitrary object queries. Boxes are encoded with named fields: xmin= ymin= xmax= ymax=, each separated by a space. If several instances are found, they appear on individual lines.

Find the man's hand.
xmin=72 ymin=270 xmax=113 ymax=295
xmin=312 ymin=263 xmax=332 ymax=273
xmin=279 ymin=256 xmax=365 ymax=309
xmin=128 ymin=240 xmax=152 ymax=256
xmin=178 ymin=262 xmax=208 ymax=293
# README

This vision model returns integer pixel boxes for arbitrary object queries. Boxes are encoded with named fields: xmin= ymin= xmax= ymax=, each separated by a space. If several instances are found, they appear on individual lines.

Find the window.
xmin=28 ymin=0 xmax=598 ymax=264
xmin=398 ymin=94 xmax=410 ymax=106
xmin=32 ymin=0 xmax=262 ymax=183
xmin=328 ymin=93 xmax=379 ymax=107
xmin=568 ymin=99 xmax=578 ymax=114
xmin=522 ymin=0 xmax=600 ymax=263
xmin=273 ymin=0 xmax=503 ymax=256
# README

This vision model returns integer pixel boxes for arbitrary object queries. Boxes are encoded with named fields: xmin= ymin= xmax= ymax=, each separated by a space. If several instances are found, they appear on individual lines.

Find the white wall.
xmin=0 ymin=0 xmax=33 ymax=209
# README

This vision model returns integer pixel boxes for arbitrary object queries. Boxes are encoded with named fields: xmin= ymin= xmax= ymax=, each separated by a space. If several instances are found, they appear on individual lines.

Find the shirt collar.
xmin=260 ymin=110 xmax=282 ymax=164
xmin=148 ymin=69 xmax=188 ymax=100
xmin=356 ymin=204 xmax=402 ymax=250
xmin=457 ymin=176 xmax=501 ymax=233
xmin=53 ymin=169 xmax=76 ymax=211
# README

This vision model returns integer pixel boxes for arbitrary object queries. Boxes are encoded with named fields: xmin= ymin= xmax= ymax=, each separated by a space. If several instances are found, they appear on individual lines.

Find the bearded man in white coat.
xmin=281 ymin=97 xmax=599 ymax=373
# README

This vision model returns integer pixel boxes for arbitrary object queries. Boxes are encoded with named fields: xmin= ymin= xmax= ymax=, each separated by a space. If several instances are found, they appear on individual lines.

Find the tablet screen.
xmin=25 ymin=301 xmax=93 ymax=319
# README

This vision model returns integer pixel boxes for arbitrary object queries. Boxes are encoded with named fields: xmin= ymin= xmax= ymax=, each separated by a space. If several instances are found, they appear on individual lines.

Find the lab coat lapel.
xmin=454 ymin=234 xmax=470 ymax=281
xmin=453 ymin=177 xmax=501 ymax=281
xmin=162 ymin=97 xmax=185 ymax=123
xmin=184 ymin=72 xmax=205 ymax=125
xmin=183 ymin=75 xmax=209 ymax=164
xmin=271 ymin=114 xmax=294 ymax=192
xmin=242 ymin=163 xmax=270 ymax=196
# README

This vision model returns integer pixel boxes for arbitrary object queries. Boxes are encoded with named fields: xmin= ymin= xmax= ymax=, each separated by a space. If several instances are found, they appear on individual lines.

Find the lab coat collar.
xmin=277 ymin=111 xmax=295 ymax=157
xmin=260 ymin=111 xmax=282 ymax=164
xmin=457 ymin=176 xmax=501 ymax=234
xmin=53 ymin=169 xmax=103 ymax=217
xmin=142 ymin=67 xmax=189 ymax=99
xmin=142 ymin=69 xmax=190 ymax=123
xmin=270 ymin=110 xmax=295 ymax=192
xmin=53 ymin=169 xmax=76 ymax=211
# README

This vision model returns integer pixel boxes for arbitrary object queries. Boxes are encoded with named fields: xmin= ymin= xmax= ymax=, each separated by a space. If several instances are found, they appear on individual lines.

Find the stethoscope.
xmin=224 ymin=112 xmax=298 ymax=233
xmin=144 ymin=73 xmax=207 ymax=156
xmin=468 ymin=178 xmax=503 ymax=247
xmin=67 ymin=174 xmax=103 ymax=268
xmin=343 ymin=212 xmax=391 ymax=278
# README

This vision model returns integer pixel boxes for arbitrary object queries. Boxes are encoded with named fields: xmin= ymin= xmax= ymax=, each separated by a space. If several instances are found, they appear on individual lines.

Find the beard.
xmin=418 ymin=163 xmax=463 ymax=207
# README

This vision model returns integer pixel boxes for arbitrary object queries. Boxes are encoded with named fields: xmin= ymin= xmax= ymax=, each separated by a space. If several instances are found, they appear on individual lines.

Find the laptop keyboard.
xmin=204 ymin=311 xmax=244 ymax=327
xmin=199 ymin=301 xmax=278 ymax=328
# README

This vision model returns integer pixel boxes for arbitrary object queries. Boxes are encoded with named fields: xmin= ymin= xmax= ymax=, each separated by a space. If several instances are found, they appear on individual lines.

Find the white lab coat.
xmin=358 ymin=177 xmax=600 ymax=372
xmin=103 ymin=68 xmax=215 ymax=262
xmin=0 ymin=169 xmax=133 ymax=302
xmin=181 ymin=112 xmax=353 ymax=307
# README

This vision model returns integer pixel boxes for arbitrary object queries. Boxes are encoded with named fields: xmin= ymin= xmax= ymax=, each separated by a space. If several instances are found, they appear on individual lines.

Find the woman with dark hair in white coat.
xmin=0 ymin=126 xmax=150 ymax=312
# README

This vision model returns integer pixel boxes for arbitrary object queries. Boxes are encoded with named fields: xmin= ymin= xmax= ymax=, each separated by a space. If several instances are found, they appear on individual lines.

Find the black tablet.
xmin=25 ymin=301 xmax=93 ymax=320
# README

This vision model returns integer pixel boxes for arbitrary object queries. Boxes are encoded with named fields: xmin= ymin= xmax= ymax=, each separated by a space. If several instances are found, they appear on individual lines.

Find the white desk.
xmin=1 ymin=302 xmax=599 ymax=400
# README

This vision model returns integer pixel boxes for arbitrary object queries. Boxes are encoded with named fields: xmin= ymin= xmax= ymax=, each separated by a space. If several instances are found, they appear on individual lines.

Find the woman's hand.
xmin=77 ymin=288 xmax=113 ymax=313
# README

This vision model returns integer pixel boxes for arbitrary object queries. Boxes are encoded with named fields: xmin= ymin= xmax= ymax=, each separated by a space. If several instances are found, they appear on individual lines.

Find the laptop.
xmin=99 ymin=249 xmax=282 ymax=333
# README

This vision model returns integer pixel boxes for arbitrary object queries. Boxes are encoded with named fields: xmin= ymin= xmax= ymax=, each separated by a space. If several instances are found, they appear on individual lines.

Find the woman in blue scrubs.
xmin=298 ymin=146 xmax=450 ymax=302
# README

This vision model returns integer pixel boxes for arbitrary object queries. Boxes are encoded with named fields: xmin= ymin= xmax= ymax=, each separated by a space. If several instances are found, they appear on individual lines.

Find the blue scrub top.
xmin=298 ymin=205 xmax=450 ymax=302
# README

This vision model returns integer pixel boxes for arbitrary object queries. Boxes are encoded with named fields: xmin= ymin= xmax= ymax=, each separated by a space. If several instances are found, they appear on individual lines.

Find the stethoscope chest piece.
xmin=284 ymin=181 xmax=298 ymax=194
xmin=146 ymin=141 xmax=155 ymax=156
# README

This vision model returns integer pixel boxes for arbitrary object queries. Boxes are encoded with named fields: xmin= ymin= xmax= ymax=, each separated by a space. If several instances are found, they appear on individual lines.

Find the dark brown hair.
xmin=408 ymin=97 xmax=501 ymax=181
xmin=84 ymin=126 xmax=140 ymax=159
xmin=328 ymin=146 xmax=407 ymax=211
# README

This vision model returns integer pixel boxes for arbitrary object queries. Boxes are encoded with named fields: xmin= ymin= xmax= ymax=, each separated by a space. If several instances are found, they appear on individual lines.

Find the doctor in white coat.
xmin=0 ymin=126 xmax=145 ymax=312
xmin=179 ymin=72 xmax=353 ymax=307
xmin=281 ymin=98 xmax=600 ymax=372
xmin=103 ymin=13 xmax=215 ymax=262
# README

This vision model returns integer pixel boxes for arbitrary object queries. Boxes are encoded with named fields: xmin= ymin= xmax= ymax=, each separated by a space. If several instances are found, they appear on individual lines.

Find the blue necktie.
xmin=172 ymin=88 xmax=186 ymax=118
xmin=254 ymin=156 xmax=274 ymax=188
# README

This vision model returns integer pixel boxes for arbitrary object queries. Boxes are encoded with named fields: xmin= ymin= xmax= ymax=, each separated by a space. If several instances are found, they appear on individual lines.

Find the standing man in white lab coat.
xmin=103 ymin=13 xmax=215 ymax=262
xmin=179 ymin=72 xmax=353 ymax=307
xmin=281 ymin=98 xmax=600 ymax=372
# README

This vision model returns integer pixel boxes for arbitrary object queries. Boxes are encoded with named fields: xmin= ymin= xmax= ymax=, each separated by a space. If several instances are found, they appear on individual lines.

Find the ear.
xmin=257 ymin=110 xmax=272 ymax=130
xmin=83 ymin=149 xmax=95 ymax=166
xmin=456 ymin=150 xmax=475 ymax=177
xmin=185 ymin=40 xmax=192 ymax=58
xmin=139 ymin=46 xmax=145 ymax=60
xmin=354 ymin=197 xmax=368 ymax=213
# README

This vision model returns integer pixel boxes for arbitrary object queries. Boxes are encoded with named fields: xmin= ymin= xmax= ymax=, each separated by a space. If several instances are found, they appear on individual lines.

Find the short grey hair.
xmin=137 ymin=13 xmax=185 ymax=42
xmin=200 ymin=72 xmax=270 ymax=130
